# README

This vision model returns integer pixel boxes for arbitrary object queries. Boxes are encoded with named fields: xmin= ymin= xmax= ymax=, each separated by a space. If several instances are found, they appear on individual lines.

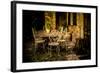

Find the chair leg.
xmin=49 ymin=46 xmax=52 ymax=57
xmin=48 ymin=46 xmax=49 ymax=55
xmin=43 ymin=44 xmax=45 ymax=52
xmin=48 ymin=46 xmax=52 ymax=57
xmin=34 ymin=44 xmax=37 ymax=56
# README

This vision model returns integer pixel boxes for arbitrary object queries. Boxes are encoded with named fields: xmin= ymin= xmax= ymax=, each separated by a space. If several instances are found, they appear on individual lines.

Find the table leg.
xmin=57 ymin=46 xmax=60 ymax=56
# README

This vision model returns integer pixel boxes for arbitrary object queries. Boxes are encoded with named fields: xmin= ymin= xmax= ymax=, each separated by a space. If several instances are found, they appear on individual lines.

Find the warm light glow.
xmin=46 ymin=28 xmax=50 ymax=33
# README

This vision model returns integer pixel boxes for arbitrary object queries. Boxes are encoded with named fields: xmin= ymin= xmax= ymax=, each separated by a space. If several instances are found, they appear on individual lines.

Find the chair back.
xmin=32 ymin=28 xmax=36 ymax=39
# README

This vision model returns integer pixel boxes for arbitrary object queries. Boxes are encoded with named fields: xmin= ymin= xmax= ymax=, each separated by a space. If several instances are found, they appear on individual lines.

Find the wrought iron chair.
xmin=48 ymin=35 xmax=60 ymax=57
xmin=32 ymin=28 xmax=45 ymax=55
